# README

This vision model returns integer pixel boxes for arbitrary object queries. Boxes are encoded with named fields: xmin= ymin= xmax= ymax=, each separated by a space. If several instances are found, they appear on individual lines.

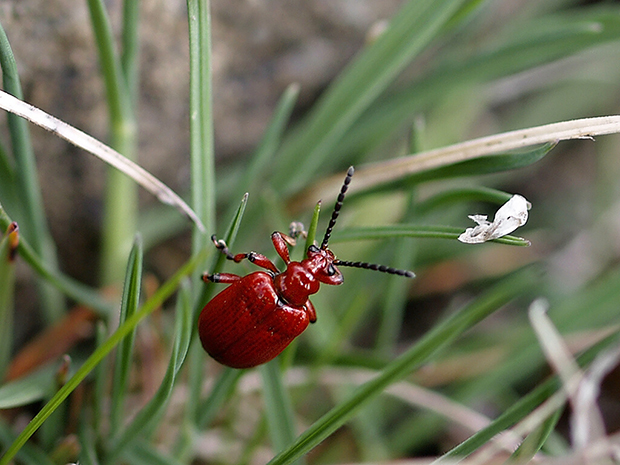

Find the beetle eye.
xmin=326 ymin=264 xmax=336 ymax=276
xmin=308 ymin=245 xmax=319 ymax=253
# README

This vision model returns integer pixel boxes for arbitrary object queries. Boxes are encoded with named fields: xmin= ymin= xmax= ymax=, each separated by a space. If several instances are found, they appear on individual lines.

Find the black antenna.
xmin=334 ymin=260 xmax=415 ymax=278
xmin=321 ymin=166 xmax=415 ymax=279
xmin=321 ymin=166 xmax=354 ymax=249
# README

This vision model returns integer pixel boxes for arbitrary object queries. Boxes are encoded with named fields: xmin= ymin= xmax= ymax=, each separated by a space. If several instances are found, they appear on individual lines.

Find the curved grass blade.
xmin=109 ymin=278 xmax=192 ymax=458
xmin=0 ymin=142 xmax=17 ymax=216
xmin=336 ymin=7 xmax=620 ymax=158
xmin=266 ymin=268 xmax=539 ymax=465
xmin=87 ymin=0 xmax=139 ymax=284
xmin=0 ymin=421 xmax=55 ymax=465
xmin=0 ymin=203 xmax=113 ymax=316
xmin=416 ymin=186 xmax=515 ymax=215
xmin=434 ymin=332 xmax=620 ymax=463
xmin=508 ymin=407 xmax=562 ymax=463
xmin=0 ymin=22 xmax=64 ymax=323
xmin=0 ymin=365 xmax=56 ymax=410
xmin=226 ymin=83 xmax=300 ymax=223
xmin=0 ymin=90 xmax=205 ymax=233
xmin=0 ymin=222 xmax=17 ymax=378
xmin=289 ymin=116 xmax=620 ymax=213
xmin=261 ymin=360 xmax=302 ymax=465
xmin=109 ymin=236 xmax=143 ymax=433
xmin=275 ymin=0 xmax=474 ymax=192
xmin=0 ymin=251 xmax=204 ymax=465
xmin=403 ymin=142 xmax=555 ymax=184
xmin=331 ymin=225 xmax=531 ymax=247
xmin=187 ymin=0 xmax=215 ymax=255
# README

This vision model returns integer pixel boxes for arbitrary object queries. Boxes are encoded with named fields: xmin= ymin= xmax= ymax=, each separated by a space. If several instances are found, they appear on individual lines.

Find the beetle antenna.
xmin=321 ymin=166 xmax=354 ymax=250
xmin=334 ymin=259 xmax=415 ymax=278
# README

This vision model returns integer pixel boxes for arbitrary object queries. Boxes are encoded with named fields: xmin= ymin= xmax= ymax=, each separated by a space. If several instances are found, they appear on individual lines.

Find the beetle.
xmin=198 ymin=166 xmax=415 ymax=368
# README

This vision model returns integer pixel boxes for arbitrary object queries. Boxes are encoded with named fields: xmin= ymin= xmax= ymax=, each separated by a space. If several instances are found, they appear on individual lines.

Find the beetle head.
xmin=306 ymin=244 xmax=343 ymax=285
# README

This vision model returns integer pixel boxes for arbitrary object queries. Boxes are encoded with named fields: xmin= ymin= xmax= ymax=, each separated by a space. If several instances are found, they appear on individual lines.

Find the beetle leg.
xmin=211 ymin=235 xmax=246 ymax=262
xmin=211 ymin=235 xmax=280 ymax=272
xmin=271 ymin=231 xmax=296 ymax=264
xmin=304 ymin=299 xmax=317 ymax=323
xmin=203 ymin=272 xmax=243 ymax=284
xmin=246 ymin=252 xmax=280 ymax=273
xmin=211 ymin=235 xmax=280 ymax=273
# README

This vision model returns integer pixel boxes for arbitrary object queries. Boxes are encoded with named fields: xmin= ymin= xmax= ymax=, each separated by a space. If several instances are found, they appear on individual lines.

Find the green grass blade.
xmin=86 ymin=0 xmax=138 ymax=285
xmin=188 ymin=0 xmax=215 ymax=256
xmin=92 ymin=321 xmax=108 ymax=455
xmin=275 ymin=0 xmax=475 ymax=191
xmin=0 ymin=421 xmax=55 ymax=465
xmin=403 ymin=142 xmax=556 ymax=184
xmin=0 ymin=21 xmax=63 ymax=323
xmin=0 ymin=365 xmax=55 ymax=409
xmin=121 ymin=0 xmax=140 ymax=106
xmin=0 ymin=251 xmax=203 ymax=465
xmin=416 ymin=187 xmax=516 ymax=215
xmin=0 ymin=142 xmax=17 ymax=216
xmin=266 ymin=268 xmax=539 ymax=465
xmin=260 ymin=361 xmax=303 ymax=465
xmin=196 ymin=367 xmax=244 ymax=429
xmin=375 ymin=193 xmax=418 ymax=355
xmin=77 ymin=419 xmax=100 ymax=465
xmin=435 ymin=332 xmax=620 ymax=462
xmin=337 ymin=8 xmax=620 ymax=157
xmin=110 ymin=278 xmax=192 ymax=458
xmin=0 ymin=222 xmax=17 ymax=378
xmin=508 ymin=407 xmax=562 ymax=463
xmin=304 ymin=202 xmax=322 ymax=253
xmin=110 ymin=236 xmax=144 ymax=433
xmin=183 ymin=192 xmax=248 ymax=456
xmin=195 ymin=192 xmax=249 ymax=315
xmin=125 ymin=440 xmax=186 ymax=465
xmin=331 ymin=225 xmax=531 ymax=247
xmin=225 ymin=83 xmax=300 ymax=221
xmin=0 ymin=203 xmax=113 ymax=315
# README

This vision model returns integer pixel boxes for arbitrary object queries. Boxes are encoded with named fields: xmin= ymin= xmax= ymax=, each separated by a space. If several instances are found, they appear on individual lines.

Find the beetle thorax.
xmin=274 ymin=262 xmax=321 ymax=306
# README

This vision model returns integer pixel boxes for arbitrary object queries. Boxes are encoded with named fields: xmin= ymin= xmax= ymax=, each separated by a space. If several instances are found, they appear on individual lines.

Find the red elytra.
xmin=198 ymin=167 xmax=415 ymax=369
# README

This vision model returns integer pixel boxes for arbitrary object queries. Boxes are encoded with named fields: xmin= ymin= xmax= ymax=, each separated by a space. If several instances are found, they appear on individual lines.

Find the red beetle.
xmin=198 ymin=167 xmax=415 ymax=368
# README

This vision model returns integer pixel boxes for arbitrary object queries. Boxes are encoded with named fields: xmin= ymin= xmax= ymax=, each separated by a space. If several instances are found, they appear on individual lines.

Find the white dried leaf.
xmin=458 ymin=194 xmax=531 ymax=244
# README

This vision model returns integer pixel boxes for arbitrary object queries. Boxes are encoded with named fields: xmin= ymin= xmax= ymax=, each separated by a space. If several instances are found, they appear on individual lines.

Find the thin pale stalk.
xmin=87 ymin=0 xmax=138 ymax=285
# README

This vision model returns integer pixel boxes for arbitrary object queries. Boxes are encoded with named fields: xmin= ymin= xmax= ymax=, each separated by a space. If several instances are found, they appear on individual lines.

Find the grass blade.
xmin=336 ymin=7 xmax=620 ymax=158
xmin=261 ymin=361 xmax=302 ymax=465
xmin=86 ymin=0 xmax=138 ymax=284
xmin=0 ymin=203 xmax=112 ymax=315
xmin=0 ymin=365 xmax=55 ymax=410
xmin=331 ymin=225 xmax=531 ymax=247
xmin=110 ymin=278 xmax=193 ymax=458
xmin=0 ymin=90 xmax=204 ymax=233
xmin=188 ymin=0 xmax=216 ymax=255
xmin=109 ymin=236 xmax=144 ymax=433
xmin=266 ymin=268 xmax=539 ymax=465
xmin=0 ymin=222 xmax=17 ymax=378
xmin=435 ymin=332 xmax=620 ymax=462
xmin=0 ymin=22 xmax=63 ymax=323
xmin=275 ymin=0 xmax=475 ymax=191
xmin=289 ymin=116 xmax=620 ymax=213
xmin=0 ymin=421 xmax=55 ymax=465
xmin=0 ymin=251 xmax=203 ymax=465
